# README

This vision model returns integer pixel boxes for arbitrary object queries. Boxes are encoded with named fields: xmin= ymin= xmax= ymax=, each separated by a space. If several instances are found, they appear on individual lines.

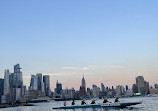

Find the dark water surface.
xmin=1 ymin=96 xmax=158 ymax=111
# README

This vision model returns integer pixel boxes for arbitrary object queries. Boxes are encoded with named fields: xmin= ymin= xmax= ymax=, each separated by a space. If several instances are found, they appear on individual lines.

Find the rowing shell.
xmin=52 ymin=101 xmax=142 ymax=109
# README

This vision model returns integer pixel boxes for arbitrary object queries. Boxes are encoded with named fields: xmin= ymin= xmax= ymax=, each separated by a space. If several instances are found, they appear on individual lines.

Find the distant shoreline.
xmin=0 ymin=103 xmax=35 ymax=109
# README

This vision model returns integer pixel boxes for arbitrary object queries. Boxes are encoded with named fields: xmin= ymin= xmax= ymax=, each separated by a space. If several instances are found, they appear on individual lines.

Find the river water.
xmin=1 ymin=96 xmax=158 ymax=111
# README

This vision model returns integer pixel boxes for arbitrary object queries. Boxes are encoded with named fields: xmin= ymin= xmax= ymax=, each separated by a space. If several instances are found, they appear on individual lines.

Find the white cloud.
xmin=62 ymin=66 xmax=94 ymax=71
xmin=43 ymin=72 xmax=74 ymax=77
xmin=62 ymin=67 xmax=79 ymax=70
xmin=109 ymin=65 xmax=126 ymax=68
xmin=82 ymin=67 xmax=89 ymax=70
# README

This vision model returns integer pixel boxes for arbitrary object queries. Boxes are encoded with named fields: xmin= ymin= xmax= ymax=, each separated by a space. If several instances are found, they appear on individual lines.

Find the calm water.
xmin=1 ymin=96 xmax=158 ymax=111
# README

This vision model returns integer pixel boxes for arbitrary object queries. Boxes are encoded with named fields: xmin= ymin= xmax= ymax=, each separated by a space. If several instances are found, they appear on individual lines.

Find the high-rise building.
xmin=14 ymin=64 xmax=23 ymax=87
xmin=81 ymin=76 xmax=86 ymax=89
xmin=36 ymin=73 xmax=42 ymax=91
xmin=4 ymin=70 xmax=10 ymax=96
xmin=101 ymin=83 xmax=105 ymax=92
xmin=1 ymin=64 xmax=24 ymax=103
xmin=79 ymin=76 xmax=86 ymax=98
xmin=116 ymin=85 xmax=125 ymax=96
xmin=132 ymin=84 xmax=138 ymax=94
xmin=126 ymin=85 xmax=129 ymax=91
xmin=154 ymin=84 xmax=158 ymax=89
xmin=0 ymin=78 xmax=4 ymax=103
xmin=30 ymin=75 xmax=38 ymax=90
xmin=92 ymin=84 xmax=100 ymax=98
xmin=43 ymin=75 xmax=50 ymax=96
xmin=135 ymin=76 xmax=150 ymax=95
xmin=56 ymin=80 xmax=62 ymax=95
xmin=144 ymin=81 xmax=150 ymax=94
xmin=14 ymin=64 xmax=23 ymax=98
xmin=136 ymin=76 xmax=145 ymax=95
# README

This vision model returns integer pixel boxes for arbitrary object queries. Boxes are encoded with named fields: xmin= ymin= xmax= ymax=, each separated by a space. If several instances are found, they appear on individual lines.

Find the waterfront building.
xmin=136 ymin=76 xmax=145 ymax=94
xmin=125 ymin=89 xmax=133 ymax=97
xmin=86 ymin=87 xmax=92 ymax=97
xmin=92 ymin=84 xmax=100 ymax=98
xmin=112 ymin=86 xmax=114 ymax=90
xmin=144 ymin=81 xmax=150 ymax=94
xmin=43 ymin=75 xmax=50 ymax=96
xmin=79 ymin=86 xmax=86 ymax=98
xmin=0 ymin=79 xmax=4 ymax=103
xmin=150 ymin=88 xmax=158 ymax=94
xmin=136 ymin=76 xmax=150 ymax=95
xmin=132 ymin=84 xmax=138 ymax=94
xmin=101 ymin=83 xmax=105 ymax=92
xmin=30 ymin=75 xmax=38 ymax=90
xmin=126 ymin=85 xmax=129 ymax=91
xmin=116 ymin=85 xmax=125 ymax=96
xmin=154 ymin=84 xmax=158 ymax=89
xmin=101 ymin=83 xmax=106 ymax=97
xmin=36 ymin=73 xmax=42 ymax=91
xmin=4 ymin=70 xmax=10 ymax=96
xmin=62 ymin=88 xmax=68 ymax=99
xmin=14 ymin=64 xmax=23 ymax=89
xmin=55 ymin=80 xmax=62 ymax=95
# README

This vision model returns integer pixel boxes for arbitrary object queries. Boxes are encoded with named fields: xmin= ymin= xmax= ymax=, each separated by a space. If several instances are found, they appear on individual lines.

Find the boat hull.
xmin=52 ymin=101 xmax=142 ymax=109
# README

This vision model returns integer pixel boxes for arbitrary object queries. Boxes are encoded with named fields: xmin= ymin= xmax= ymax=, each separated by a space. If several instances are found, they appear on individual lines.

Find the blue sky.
xmin=0 ymin=1 xmax=158 ymax=89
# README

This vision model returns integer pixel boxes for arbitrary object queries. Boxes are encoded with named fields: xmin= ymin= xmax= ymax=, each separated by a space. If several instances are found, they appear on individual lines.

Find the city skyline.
xmin=1 ymin=1 xmax=158 ymax=90
xmin=0 ymin=63 xmax=156 ymax=90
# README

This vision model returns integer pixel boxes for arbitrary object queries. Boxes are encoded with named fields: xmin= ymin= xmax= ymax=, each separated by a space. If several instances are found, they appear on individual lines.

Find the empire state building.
xmin=81 ymin=75 xmax=86 ymax=89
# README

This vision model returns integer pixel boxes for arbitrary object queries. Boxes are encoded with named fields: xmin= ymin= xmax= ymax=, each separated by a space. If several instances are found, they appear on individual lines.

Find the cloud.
xmin=62 ymin=66 xmax=94 ymax=71
xmin=82 ymin=67 xmax=89 ymax=70
xmin=109 ymin=65 xmax=126 ymax=68
xmin=43 ymin=72 xmax=74 ymax=77
xmin=62 ymin=67 xmax=79 ymax=70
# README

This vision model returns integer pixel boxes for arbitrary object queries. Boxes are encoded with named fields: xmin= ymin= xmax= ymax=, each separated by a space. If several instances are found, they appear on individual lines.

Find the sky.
xmin=0 ymin=0 xmax=158 ymax=90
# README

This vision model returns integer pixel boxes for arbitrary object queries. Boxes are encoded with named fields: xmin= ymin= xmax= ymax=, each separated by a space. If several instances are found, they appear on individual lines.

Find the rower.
xmin=103 ymin=98 xmax=109 ymax=103
xmin=114 ymin=97 xmax=120 ymax=102
xmin=91 ymin=100 xmax=96 ymax=104
xmin=81 ymin=100 xmax=86 ymax=105
xmin=64 ymin=101 xmax=66 ymax=106
xmin=72 ymin=100 xmax=75 ymax=105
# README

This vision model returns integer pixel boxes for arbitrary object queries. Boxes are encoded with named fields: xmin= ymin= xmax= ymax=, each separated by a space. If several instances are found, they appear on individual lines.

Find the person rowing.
xmin=103 ymin=98 xmax=111 ymax=103
xmin=91 ymin=100 xmax=96 ymax=104
xmin=81 ymin=100 xmax=86 ymax=105
xmin=114 ymin=97 xmax=120 ymax=102
xmin=72 ymin=100 xmax=75 ymax=105
xmin=64 ymin=101 xmax=66 ymax=106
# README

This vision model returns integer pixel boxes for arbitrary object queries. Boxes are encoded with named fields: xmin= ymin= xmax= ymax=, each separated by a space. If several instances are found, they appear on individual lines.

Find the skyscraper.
xmin=101 ymin=83 xmax=105 ymax=93
xmin=81 ymin=75 xmax=86 ymax=89
xmin=56 ymin=80 xmax=62 ymax=95
xmin=135 ymin=76 xmax=150 ymax=95
xmin=132 ymin=84 xmax=138 ymax=94
xmin=126 ymin=85 xmax=129 ymax=91
xmin=4 ymin=70 xmax=10 ymax=96
xmin=0 ymin=78 xmax=4 ymax=103
xmin=43 ymin=75 xmax=50 ymax=96
xmin=14 ymin=64 xmax=23 ymax=98
xmin=30 ymin=75 xmax=38 ymax=90
xmin=79 ymin=76 xmax=86 ymax=98
xmin=136 ymin=76 xmax=145 ymax=95
xmin=116 ymin=85 xmax=125 ymax=96
xmin=36 ymin=73 xmax=42 ymax=91
xmin=92 ymin=84 xmax=100 ymax=98
xmin=14 ymin=64 xmax=23 ymax=85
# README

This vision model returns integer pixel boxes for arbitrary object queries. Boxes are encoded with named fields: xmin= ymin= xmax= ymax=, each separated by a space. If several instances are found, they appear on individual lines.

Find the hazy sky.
xmin=0 ymin=1 xmax=158 ymax=90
